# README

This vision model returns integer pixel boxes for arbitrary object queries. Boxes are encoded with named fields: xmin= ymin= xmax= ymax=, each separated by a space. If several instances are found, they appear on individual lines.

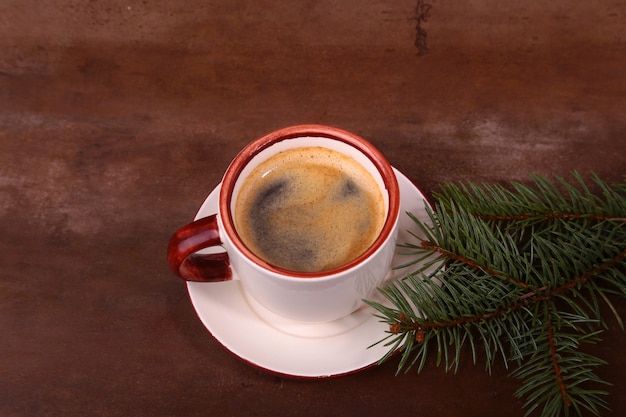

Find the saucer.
xmin=186 ymin=168 xmax=431 ymax=378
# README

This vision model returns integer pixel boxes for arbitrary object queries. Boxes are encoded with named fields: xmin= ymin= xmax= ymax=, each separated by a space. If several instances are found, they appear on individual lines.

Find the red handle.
xmin=167 ymin=214 xmax=232 ymax=282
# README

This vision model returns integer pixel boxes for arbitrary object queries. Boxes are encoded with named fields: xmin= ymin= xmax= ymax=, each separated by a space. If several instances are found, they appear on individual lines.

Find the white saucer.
xmin=186 ymin=167 xmax=431 ymax=378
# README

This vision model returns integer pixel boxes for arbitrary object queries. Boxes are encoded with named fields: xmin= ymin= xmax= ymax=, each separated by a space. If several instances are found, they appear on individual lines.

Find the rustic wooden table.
xmin=2 ymin=1 xmax=625 ymax=416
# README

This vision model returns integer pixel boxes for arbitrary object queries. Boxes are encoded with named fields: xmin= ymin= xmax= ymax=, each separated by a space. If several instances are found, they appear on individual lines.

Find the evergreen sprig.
xmin=366 ymin=173 xmax=626 ymax=417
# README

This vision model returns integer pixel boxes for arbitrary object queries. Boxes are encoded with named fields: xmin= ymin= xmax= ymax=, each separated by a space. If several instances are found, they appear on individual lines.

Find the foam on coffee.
xmin=234 ymin=146 xmax=385 ymax=272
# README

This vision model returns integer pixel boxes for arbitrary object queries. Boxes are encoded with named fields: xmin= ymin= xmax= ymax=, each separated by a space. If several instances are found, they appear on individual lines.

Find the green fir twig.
xmin=366 ymin=173 xmax=626 ymax=417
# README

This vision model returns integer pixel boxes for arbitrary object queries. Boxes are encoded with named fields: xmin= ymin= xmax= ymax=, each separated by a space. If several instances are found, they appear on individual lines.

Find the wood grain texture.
xmin=1 ymin=1 xmax=624 ymax=416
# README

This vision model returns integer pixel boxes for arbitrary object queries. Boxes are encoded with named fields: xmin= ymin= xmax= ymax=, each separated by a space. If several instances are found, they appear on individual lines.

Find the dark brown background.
xmin=1 ymin=1 xmax=625 ymax=416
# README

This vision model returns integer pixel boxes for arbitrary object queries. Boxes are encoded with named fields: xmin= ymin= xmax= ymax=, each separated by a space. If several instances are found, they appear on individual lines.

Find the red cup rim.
xmin=219 ymin=124 xmax=400 ymax=279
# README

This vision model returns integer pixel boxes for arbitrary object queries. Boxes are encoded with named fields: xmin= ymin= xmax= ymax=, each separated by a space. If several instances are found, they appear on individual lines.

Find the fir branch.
xmin=435 ymin=173 xmax=626 ymax=226
xmin=510 ymin=304 xmax=610 ymax=417
xmin=366 ymin=173 xmax=626 ymax=417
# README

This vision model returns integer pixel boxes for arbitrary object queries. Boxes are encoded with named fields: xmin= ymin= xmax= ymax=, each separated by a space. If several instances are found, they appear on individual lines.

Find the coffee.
xmin=234 ymin=146 xmax=385 ymax=272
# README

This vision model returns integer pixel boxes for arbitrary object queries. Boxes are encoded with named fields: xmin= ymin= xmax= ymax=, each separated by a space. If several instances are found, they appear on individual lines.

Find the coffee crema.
xmin=234 ymin=146 xmax=386 ymax=272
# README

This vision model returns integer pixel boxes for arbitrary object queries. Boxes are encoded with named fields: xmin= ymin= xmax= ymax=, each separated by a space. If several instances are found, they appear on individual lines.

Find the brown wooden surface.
xmin=1 ymin=1 xmax=625 ymax=416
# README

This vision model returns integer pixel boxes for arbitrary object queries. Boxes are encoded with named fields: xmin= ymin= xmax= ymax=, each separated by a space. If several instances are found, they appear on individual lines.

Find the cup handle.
xmin=167 ymin=214 xmax=232 ymax=282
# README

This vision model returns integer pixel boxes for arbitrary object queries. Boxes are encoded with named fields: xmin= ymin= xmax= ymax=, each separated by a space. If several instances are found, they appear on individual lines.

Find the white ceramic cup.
xmin=167 ymin=124 xmax=400 ymax=322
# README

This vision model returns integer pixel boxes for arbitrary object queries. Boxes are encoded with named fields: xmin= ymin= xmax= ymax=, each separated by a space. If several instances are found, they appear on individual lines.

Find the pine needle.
xmin=367 ymin=173 xmax=626 ymax=417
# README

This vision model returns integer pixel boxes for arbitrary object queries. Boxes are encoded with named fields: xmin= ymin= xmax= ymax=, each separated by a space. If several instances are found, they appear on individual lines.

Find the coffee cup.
xmin=167 ymin=124 xmax=400 ymax=322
